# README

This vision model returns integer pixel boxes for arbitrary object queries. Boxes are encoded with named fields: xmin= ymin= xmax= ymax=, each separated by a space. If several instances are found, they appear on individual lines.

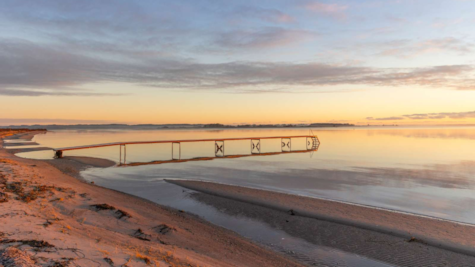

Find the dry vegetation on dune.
xmin=0 ymin=130 xmax=301 ymax=267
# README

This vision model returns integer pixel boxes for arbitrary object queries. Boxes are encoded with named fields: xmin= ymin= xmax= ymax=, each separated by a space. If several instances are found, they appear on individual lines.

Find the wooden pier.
xmin=53 ymin=134 xmax=320 ymax=165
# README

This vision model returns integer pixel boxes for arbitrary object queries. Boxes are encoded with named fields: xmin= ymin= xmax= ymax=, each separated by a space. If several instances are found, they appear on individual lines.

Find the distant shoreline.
xmin=0 ymin=123 xmax=356 ymax=130
xmin=5 ymin=123 xmax=475 ymax=130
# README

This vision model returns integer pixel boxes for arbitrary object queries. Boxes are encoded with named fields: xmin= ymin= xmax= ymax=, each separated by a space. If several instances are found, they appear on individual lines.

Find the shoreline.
xmin=0 ymin=130 xmax=301 ymax=266
xmin=175 ymin=180 xmax=475 ymax=266
xmin=166 ymin=180 xmax=475 ymax=262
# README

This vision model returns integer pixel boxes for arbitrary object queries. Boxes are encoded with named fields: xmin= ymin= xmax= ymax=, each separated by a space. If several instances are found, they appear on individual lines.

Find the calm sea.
xmin=17 ymin=126 xmax=475 ymax=224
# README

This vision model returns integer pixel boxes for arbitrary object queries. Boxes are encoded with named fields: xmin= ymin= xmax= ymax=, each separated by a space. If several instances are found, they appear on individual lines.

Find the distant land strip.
xmin=0 ymin=123 xmax=355 ymax=130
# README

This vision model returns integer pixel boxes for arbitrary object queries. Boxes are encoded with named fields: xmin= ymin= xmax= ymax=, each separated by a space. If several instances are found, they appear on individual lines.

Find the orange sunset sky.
xmin=1 ymin=0 xmax=475 ymax=126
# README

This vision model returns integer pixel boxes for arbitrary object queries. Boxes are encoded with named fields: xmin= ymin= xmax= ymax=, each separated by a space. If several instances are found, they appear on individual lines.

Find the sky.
xmin=1 ymin=0 xmax=475 ymax=126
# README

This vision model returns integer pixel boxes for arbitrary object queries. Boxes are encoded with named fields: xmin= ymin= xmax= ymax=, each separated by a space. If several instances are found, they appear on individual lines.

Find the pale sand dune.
xmin=0 ymin=131 xmax=301 ymax=267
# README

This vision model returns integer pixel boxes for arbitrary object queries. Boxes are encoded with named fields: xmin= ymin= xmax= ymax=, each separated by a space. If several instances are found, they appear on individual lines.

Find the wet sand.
xmin=0 ymin=130 xmax=301 ymax=266
xmin=45 ymin=156 xmax=116 ymax=181
xmin=168 ymin=179 xmax=475 ymax=266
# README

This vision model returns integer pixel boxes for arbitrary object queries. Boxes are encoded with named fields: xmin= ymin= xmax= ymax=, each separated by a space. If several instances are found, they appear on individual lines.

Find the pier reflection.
xmin=125 ymin=149 xmax=319 ymax=167
xmin=121 ymin=136 xmax=320 ymax=166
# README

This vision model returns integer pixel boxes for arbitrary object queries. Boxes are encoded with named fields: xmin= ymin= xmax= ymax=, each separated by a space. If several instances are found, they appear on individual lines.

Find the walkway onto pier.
xmin=54 ymin=134 xmax=320 ymax=165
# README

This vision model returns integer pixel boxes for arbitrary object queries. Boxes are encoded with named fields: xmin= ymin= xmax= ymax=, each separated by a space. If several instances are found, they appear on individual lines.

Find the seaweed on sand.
xmin=90 ymin=204 xmax=132 ymax=219
xmin=115 ymin=209 xmax=131 ymax=219
xmin=133 ymin=229 xmax=151 ymax=241
xmin=90 ymin=204 xmax=116 ymax=211
xmin=0 ymin=192 xmax=8 ymax=203
xmin=104 ymin=257 xmax=114 ymax=266
xmin=152 ymin=224 xmax=176 ymax=235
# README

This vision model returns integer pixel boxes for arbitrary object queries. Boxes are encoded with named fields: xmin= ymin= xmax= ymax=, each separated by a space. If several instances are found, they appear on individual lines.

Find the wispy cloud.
xmin=1 ymin=39 xmax=475 ymax=96
xmin=367 ymin=111 xmax=475 ymax=121
xmin=432 ymin=17 xmax=465 ymax=29
xmin=456 ymin=84 xmax=475 ymax=91
xmin=230 ymin=6 xmax=295 ymax=24
xmin=404 ymin=111 xmax=475 ymax=120
xmin=316 ymin=37 xmax=474 ymax=67
xmin=364 ymin=65 xmax=474 ymax=88
xmin=366 ymin=116 xmax=405 ymax=121
xmin=0 ymin=88 xmax=122 ymax=97
xmin=385 ymin=14 xmax=407 ymax=23
xmin=1 ymin=1 xmax=475 ymax=96
xmin=378 ymin=38 xmax=472 ymax=58
xmin=304 ymin=1 xmax=349 ymax=20
xmin=213 ymin=28 xmax=315 ymax=49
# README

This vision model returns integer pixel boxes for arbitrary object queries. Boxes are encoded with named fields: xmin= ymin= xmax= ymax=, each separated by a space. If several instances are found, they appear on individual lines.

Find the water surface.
xmin=16 ymin=127 xmax=475 ymax=224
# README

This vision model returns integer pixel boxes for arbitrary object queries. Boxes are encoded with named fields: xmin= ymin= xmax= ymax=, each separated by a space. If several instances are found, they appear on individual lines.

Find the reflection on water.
xmin=123 ymin=136 xmax=319 ymax=166
xmin=372 ymin=127 xmax=475 ymax=140
xmin=15 ymin=127 xmax=475 ymax=224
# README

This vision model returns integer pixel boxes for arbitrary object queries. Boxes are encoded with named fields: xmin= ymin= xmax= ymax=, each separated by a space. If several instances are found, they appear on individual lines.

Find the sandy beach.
xmin=2 ymin=130 xmax=475 ymax=266
xmin=0 ymin=130 xmax=301 ymax=267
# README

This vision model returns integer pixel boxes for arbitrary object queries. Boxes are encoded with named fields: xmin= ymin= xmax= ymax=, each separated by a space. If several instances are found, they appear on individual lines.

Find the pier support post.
xmin=215 ymin=141 xmax=224 ymax=157
xmin=281 ymin=138 xmax=291 ymax=152
xmin=119 ymin=144 xmax=126 ymax=165
xmin=251 ymin=139 xmax=261 ymax=154
xmin=54 ymin=150 xmax=63 ymax=159
xmin=172 ymin=142 xmax=181 ymax=160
